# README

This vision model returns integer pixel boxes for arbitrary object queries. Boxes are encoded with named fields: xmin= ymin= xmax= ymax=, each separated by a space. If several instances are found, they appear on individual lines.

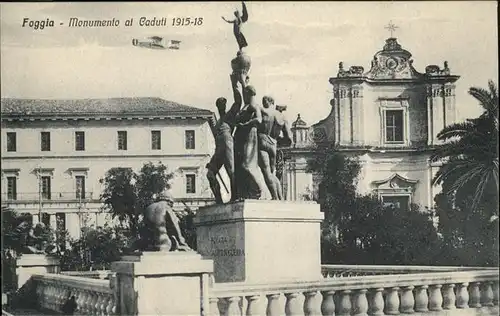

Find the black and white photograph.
xmin=1 ymin=1 xmax=498 ymax=315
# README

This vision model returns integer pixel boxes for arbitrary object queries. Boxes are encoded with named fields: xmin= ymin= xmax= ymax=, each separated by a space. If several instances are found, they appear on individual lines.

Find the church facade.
xmin=282 ymin=37 xmax=459 ymax=211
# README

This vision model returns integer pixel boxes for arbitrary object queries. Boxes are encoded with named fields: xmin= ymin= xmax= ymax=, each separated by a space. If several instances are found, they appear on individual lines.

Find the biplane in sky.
xmin=132 ymin=36 xmax=181 ymax=50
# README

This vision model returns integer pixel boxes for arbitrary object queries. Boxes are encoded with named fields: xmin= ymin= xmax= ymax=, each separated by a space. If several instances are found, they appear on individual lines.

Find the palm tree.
xmin=430 ymin=80 xmax=499 ymax=217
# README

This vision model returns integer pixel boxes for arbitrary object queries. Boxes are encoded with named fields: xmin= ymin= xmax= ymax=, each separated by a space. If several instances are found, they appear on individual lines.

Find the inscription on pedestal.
xmin=210 ymin=236 xmax=245 ymax=257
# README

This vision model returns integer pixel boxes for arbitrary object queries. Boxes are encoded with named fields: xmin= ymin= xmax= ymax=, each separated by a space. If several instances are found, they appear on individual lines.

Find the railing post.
xmin=481 ymin=281 xmax=494 ymax=307
xmin=336 ymin=290 xmax=352 ymax=316
xmin=400 ymin=286 xmax=415 ymax=314
xmin=352 ymin=289 xmax=368 ymax=316
xmin=368 ymin=288 xmax=384 ymax=316
xmin=442 ymin=284 xmax=456 ymax=310
xmin=266 ymin=293 xmax=282 ymax=316
xmin=493 ymin=281 xmax=499 ymax=306
xmin=111 ymin=253 xmax=213 ymax=316
xmin=226 ymin=296 xmax=242 ymax=316
xmin=414 ymin=285 xmax=428 ymax=312
xmin=303 ymin=291 xmax=320 ymax=316
xmin=428 ymin=284 xmax=443 ymax=311
xmin=469 ymin=282 xmax=482 ymax=308
xmin=209 ymin=298 xmax=220 ymax=316
xmin=384 ymin=287 xmax=400 ymax=315
xmin=320 ymin=290 xmax=335 ymax=316
xmin=456 ymin=282 xmax=469 ymax=309
xmin=246 ymin=295 xmax=263 ymax=316
xmin=285 ymin=292 xmax=303 ymax=316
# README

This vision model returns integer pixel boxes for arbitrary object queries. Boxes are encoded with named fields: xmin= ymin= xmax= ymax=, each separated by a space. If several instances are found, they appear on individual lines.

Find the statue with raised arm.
xmin=233 ymin=83 xmax=265 ymax=200
xmin=206 ymin=74 xmax=244 ymax=204
xmin=257 ymin=96 xmax=293 ymax=200
xmin=222 ymin=1 xmax=249 ymax=51
xmin=143 ymin=191 xmax=192 ymax=252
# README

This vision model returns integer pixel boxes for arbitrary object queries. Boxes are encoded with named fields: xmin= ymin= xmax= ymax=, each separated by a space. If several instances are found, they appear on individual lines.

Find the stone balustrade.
xmin=30 ymin=274 xmax=116 ymax=316
xmin=210 ymin=269 xmax=499 ymax=316
xmin=321 ymin=264 xmax=494 ymax=278
xmin=60 ymin=270 xmax=114 ymax=280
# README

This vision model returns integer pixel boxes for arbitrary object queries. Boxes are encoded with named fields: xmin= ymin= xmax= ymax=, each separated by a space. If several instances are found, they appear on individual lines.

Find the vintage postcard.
xmin=1 ymin=1 xmax=498 ymax=316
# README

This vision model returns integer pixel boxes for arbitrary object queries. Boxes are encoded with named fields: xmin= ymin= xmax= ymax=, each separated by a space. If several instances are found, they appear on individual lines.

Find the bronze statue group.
xmin=208 ymin=1 xmax=293 ymax=204
xmin=144 ymin=2 xmax=293 ymax=252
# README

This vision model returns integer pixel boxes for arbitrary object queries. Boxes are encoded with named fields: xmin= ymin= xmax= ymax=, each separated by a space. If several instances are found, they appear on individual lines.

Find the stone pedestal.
xmin=16 ymin=254 xmax=60 ymax=289
xmin=194 ymin=200 xmax=324 ymax=284
xmin=111 ymin=252 xmax=213 ymax=316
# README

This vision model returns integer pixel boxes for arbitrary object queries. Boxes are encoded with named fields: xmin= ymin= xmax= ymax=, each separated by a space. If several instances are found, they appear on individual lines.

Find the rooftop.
xmin=0 ymin=97 xmax=214 ymax=119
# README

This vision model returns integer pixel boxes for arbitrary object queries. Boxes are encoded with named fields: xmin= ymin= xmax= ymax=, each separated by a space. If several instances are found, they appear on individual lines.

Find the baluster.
xmin=481 ymin=281 xmax=494 ymax=307
xmin=105 ymin=295 xmax=115 ymax=316
xmin=368 ymin=288 xmax=384 ymax=316
xmin=493 ymin=281 xmax=499 ymax=306
xmin=352 ymin=289 xmax=368 ymax=316
xmin=76 ymin=289 xmax=85 ymax=314
xmin=428 ymin=284 xmax=443 ymax=311
xmin=303 ymin=291 xmax=320 ymax=316
xmin=414 ymin=285 xmax=428 ymax=312
xmin=46 ymin=284 xmax=53 ymax=311
xmin=246 ymin=295 xmax=262 ymax=316
xmin=210 ymin=297 xmax=221 ymax=316
xmin=84 ymin=290 xmax=93 ymax=314
xmin=226 ymin=296 xmax=242 ymax=316
xmin=42 ymin=284 xmax=49 ymax=310
xmin=384 ymin=287 xmax=400 ymax=315
xmin=266 ymin=294 xmax=282 ymax=316
xmin=469 ymin=282 xmax=482 ymax=308
xmin=285 ymin=292 xmax=303 ymax=316
xmin=56 ymin=287 xmax=64 ymax=311
xmin=320 ymin=290 xmax=335 ymax=316
xmin=88 ymin=292 xmax=97 ymax=315
xmin=456 ymin=283 xmax=469 ymax=309
xmin=400 ymin=286 xmax=414 ymax=314
xmin=442 ymin=284 xmax=456 ymax=310
xmin=96 ymin=293 xmax=106 ymax=316
xmin=336 ymin=290 xmax=352 ymax=316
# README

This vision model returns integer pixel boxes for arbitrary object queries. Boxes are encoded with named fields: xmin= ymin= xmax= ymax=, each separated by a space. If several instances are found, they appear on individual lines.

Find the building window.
xmin=75 ymin=176 xmax=86 ymax=199
xmin=41 ymin=213 xmax=50 ymax=226
xmin=7 ymin=177 xmax=17 ymax=200
xmin=118 ymin=131 xmax=127 ymax=150
xmin=41 ymin=132 xmax=51 ymax=151
xmin=7 ymin=132 xmax=16 ymax=152
xmin=56 ymin=213 xmax=66 ymax=232
xmin=151 ymin=130 xmax=161 ymax=150
xmin=185 ymin=130 xmax=195 ymax=149
xmin=186 ymin=174 xmax=196 ymax=194
xmin=41 ymin=176 xmax=51 ymax=200
xmin=75 ymin=131 xmax=85 ymax=151
xmin=381 ymin=195 xmax=410 ymax=212
xmin=385 ymin=110 xmax=404 ymax=143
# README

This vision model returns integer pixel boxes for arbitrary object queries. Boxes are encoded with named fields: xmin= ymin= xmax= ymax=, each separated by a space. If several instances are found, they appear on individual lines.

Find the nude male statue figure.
xmin=206 ymin=75 xmax=244 ymax=203
xmin=257 ymin=96 xmax=293 ymax=200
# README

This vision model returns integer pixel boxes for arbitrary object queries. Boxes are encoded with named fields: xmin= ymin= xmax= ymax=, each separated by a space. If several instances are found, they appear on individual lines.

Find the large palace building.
xmin=282 ymin=37 xmax=460 ymax=210
xmin=1 ymin=97 xmax=217 ymax=237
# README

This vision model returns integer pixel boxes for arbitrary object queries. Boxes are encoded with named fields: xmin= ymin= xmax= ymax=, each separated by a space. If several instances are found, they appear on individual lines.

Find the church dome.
xmin=363 ymin=37 xmax=424 ymax=80
xmin=292 ymin=114 xmax=308 ymax=129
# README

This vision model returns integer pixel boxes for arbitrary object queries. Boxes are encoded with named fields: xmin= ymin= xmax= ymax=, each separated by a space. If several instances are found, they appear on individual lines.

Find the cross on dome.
xmin=384 ymin=20 xmax=399 ymax=38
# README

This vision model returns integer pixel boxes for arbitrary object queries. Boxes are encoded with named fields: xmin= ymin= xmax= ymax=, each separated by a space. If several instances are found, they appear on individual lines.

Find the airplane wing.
xmin=132 ymin=37 xmax=181 ymax=50
xmin=148 ymin=36 xmax=163 ymax=42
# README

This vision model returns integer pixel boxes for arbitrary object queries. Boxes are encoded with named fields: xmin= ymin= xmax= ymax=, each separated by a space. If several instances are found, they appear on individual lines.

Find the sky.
xmin=1 ymin=1 xmax=498 ymax=125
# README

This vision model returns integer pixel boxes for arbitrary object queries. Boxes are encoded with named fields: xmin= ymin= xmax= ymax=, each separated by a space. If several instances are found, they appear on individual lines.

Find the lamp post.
xmin=37 ymin=168 xmax=42 ymax=223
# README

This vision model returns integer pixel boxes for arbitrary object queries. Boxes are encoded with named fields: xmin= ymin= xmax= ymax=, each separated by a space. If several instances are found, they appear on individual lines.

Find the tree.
xmin=308 ymin=145 xmax=442 ymax=265
xmin=430 ymin=80 xmax=498 ymax=216
xmin=429 ymin=81 xmax=499 ymax=266
xmin=98 ymin=161 xmax=201 ymax=252
xmin=59 ymin=225 xmax=130 ymax=271
xmin=99 ymin=162 xmax=174 ymax=240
